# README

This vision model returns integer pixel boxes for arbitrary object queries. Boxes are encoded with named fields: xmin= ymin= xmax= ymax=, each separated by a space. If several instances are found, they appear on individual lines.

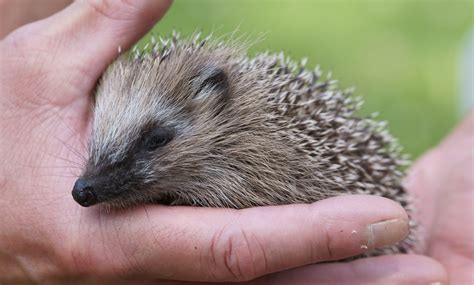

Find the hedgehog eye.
xmin=193 ymin=66 xmax=229 ymax=100
xmin=143 ymin=128 xmax=174 ymax=151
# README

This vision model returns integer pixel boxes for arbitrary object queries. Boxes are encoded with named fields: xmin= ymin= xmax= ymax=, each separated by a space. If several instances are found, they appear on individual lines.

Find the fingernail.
xmin=367 ymin=219 xmax=409 ymax=249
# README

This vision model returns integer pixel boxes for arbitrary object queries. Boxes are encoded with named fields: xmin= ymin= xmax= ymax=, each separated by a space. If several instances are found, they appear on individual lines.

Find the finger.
xmin=69 ymin=195 xmax=410 ymax=282
xmin=2 ymin=0 xmax=172 ymax=102
xmin=259 ymin=254 xmax=448 ymax=285
xmin=151 ymin=255 xmax=448 ymax=285
xmin=0 ymin=0 xmax=72 ymax=38
xmin=71 ymin=255 xmax=447 ymax=285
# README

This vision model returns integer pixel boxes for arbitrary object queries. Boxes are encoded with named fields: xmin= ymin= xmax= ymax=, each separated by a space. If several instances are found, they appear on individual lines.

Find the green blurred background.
xmin=147 ymin=0 xmax=473 ymax=158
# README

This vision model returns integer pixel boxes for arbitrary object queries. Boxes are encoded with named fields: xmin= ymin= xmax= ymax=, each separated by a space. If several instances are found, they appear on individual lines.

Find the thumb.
xmin=1 ymin=0 xmax=172 ymax=104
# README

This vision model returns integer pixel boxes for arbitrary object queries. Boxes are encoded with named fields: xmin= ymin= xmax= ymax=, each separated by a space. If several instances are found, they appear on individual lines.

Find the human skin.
xmin=403 ymin=111 xmax=474 ymax=285
xmin=0 ymin=0 xmax=466 ymax=284
xmin=0 ymin=0 xmax=73 ymax=39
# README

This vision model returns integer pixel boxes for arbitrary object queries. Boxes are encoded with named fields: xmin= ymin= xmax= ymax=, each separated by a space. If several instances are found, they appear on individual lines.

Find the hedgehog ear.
xmin=192 ymin=66 xmax=229 ymax=101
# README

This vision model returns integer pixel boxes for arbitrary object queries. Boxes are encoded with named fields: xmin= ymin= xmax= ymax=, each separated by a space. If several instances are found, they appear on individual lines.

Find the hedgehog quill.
xmin=72 ymin=33 xmax=417 ymax=254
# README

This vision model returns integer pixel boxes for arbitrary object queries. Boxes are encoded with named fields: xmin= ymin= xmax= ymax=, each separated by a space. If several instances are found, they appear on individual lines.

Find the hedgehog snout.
xmin=72 ymin=178 xmax=98 ymax=207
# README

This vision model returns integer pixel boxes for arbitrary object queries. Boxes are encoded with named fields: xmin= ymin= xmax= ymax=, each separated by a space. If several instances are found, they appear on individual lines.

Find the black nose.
xmin=72 ymin=179 xmax=98 ymax=207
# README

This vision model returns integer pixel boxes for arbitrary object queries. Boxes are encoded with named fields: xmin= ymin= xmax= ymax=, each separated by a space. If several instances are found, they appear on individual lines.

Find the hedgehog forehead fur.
xmin=92 ymin=39 xmax=239 ymax=161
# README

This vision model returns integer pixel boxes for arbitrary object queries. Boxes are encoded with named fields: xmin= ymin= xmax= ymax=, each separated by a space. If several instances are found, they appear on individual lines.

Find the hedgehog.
xmin=71 ymin=32 xmax=416 ymax=255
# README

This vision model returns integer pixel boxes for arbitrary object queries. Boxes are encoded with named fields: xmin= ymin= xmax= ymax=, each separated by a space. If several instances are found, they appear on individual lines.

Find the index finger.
xmin=67 ymin=194 xmax=409 ymax=282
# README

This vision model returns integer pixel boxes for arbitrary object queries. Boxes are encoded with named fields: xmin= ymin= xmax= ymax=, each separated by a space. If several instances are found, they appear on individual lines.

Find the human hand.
xmin=0 ymin=1 xmax=447 ymax=284
xmin=0 ymin=0 xmax=72 ymax=39
xmin=404 ymin=111 xmax=474 ymax=285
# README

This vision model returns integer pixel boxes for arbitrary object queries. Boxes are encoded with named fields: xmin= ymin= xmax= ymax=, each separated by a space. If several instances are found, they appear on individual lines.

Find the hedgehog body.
xmin=72 ymin=33 xmax=416 ymax=254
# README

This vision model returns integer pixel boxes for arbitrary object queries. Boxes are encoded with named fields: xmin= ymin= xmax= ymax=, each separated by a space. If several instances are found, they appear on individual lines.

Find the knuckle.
xmin=321 ymin=224 xmax=336 ymax=260
xmin=208 ymin=225 xmax=267 ymax=282
xmin=84 ymin=0 xmax=140 ymax=22
xmin=308 ymin=209 xmax=337 ymax=261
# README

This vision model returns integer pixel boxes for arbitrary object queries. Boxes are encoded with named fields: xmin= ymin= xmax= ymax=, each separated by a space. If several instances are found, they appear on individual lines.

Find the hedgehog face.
xmin=72 ymin=50 xmax=254 ymax=208
xmin=72 ymin=122 xmax=177 ymax=208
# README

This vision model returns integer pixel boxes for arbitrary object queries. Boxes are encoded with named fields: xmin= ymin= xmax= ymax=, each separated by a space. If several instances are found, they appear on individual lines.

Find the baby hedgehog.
xmin=72 ymin=33 xmax=416 ymax=254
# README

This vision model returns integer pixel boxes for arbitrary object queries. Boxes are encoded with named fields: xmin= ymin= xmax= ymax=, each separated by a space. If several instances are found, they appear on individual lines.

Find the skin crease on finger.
xmin=0 ymin=0 xmax=468 ymax=284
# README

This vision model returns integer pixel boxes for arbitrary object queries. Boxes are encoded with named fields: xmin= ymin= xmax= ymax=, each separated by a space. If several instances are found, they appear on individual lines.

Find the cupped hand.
xmin=404 ymin=111 xmax=474 ymax=285
xmin=0 ymin=1 xmax=448 ymax=284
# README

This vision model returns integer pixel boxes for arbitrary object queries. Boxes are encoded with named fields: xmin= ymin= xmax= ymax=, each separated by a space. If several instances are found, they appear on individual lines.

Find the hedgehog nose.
xmin=72 ymin=179 xmax=98 ymax=207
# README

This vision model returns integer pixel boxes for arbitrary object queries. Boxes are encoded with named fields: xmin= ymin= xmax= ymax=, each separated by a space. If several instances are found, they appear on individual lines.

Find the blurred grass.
xmin=146 ymin=0 xmax=473 ymax=158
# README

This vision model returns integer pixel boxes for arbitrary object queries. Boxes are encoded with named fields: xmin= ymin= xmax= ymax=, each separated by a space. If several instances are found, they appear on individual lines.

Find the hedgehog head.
xmin=71 ymin=36 xmax=291 ymax=208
